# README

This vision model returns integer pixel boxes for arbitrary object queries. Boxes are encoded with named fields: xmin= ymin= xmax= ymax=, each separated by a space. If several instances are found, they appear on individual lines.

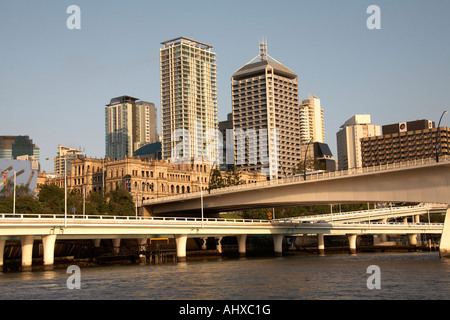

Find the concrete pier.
xmin=0 ymin=239 xmax=5 ymax=271
xmin=317 ymin=234 xmax=325 ymax=255
xmin=215 ymin=237 xmax=223 ymax=253
xmin=348 ymin=234 xmax=357 ymax=254
xmin=273 ymin=234 xmax=284 ymax=256
xmin=42 ymin=234 xmax=57 ymax=270
xmin=200 ymin=237 xmax=208 ymax=250
xmin=20 ymin=235 xmax=34 ymax=271
xmin=439 ymin=208 xmax=450 ymax=259
xmin=174 ymin=234 xmax=188 ymax=262
xmin=237 ymin=234 xmax=247 ymax=257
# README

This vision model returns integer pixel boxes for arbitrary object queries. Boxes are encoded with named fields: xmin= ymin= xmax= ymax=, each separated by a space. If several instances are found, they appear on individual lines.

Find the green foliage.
xmin=107 ymin=189 xmax=135 ymax=216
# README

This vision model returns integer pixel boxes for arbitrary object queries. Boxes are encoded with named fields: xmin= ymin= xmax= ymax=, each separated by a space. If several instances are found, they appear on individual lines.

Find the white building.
xmin=336 ymin=114 xmax=381 ymax=170
xmin=299 ymin=94 xmax=325 ymax=144
xmin=160 ymin=37 xmax=218 ymax=163
xmin=54 ymin=144 xmax=83 ymax=176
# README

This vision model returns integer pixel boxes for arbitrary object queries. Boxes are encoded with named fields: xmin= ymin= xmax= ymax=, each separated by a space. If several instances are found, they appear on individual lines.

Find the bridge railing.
xmin=142 ymin=155 xmax=450 ymax=205
xmin=0 ymin=212 xmax=271 ymax=224
xmin=273 ymin=205 xmax=434 ymax=222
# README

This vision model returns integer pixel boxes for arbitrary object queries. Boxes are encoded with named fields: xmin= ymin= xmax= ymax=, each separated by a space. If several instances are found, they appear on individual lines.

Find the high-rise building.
xmin=0 ymin=136 xmax=40 ymax=161
xmin=105 ymin=96 xmax=157 ymax=160
xmin=54 ymin=144 xmax=83 ymax=176
xmin=299 ymin=94 xmax=325 ymax=144
xmin=336 ymin=114 xmax=381 ymax=170
xmin=160 ymin=37 xmax=218 ymax=163
xmin=232 ymin=40 xmax=301 ymax=179
xmin=135 ymin=101 xmax=158 ymax=150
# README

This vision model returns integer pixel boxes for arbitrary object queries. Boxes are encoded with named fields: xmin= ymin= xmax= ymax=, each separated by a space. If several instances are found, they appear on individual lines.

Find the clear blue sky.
xmin=1 ymin=0 xmax=449 ymax=173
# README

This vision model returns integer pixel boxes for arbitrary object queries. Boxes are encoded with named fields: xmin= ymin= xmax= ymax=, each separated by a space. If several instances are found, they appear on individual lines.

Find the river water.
xmin=1 ymin=251 xmax=449 ymax=301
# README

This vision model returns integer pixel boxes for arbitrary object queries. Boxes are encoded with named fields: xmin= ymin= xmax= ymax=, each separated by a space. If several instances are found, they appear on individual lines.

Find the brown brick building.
xmin=361 ymin=119 xmax=449 ymax=166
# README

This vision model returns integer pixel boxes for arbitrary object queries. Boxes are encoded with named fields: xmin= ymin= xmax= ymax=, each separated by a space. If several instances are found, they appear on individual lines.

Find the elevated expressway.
xmin=142 ymin=157 xmax=450 ymax=216
xmin=1 ymin=157 xmax=450 ymax=271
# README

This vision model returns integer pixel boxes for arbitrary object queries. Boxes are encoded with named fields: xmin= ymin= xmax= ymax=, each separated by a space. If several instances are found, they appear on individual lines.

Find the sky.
xmin=1 ymin=0 xmax=449 ymax=173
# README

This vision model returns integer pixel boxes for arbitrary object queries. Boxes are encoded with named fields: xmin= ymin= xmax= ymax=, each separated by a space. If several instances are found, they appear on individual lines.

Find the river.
xmin=0 ymin=251 xmax=449 ymax=301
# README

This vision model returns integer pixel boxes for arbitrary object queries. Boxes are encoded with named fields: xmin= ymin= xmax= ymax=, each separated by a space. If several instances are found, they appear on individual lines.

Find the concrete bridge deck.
xmin=0 ymin=212 xmax=446 ymax=270
xmin=141 ymin=156 xmax=450 ymax=216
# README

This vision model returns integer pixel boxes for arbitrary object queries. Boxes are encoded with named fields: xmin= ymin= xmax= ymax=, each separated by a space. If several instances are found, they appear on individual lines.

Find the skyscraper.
xmin=105 ymin=96 xmax=157 ymax=160
xmin=232 ymin=40 xmax=301 ymax=179
xmin=160 ymin=37 xmax=218 ymax=163
xmin=336 ymin=114 xmax=381 ymax=170
xmin=299 ymin=94 xmax=325 ymax=144
xmin=135 ymin=101 xmax=158 ymax=150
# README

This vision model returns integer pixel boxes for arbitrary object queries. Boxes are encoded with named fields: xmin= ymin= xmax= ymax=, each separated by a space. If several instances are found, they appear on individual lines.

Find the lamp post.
xmin=304 ymin=139 xmax=313 ymax=180
xmin=12 ymin=170 xmax=16 ymax=215
xmin=436 ymin=110 xmax=448 ymax=163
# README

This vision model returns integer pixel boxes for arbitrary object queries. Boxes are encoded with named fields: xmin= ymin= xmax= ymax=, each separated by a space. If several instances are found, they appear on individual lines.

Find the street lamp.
xmin=436 ymin=110 xmax=448 ymax=163
xmin=11 ymin=170 xmax=16 ymax=215
xmin=304 ymin=139 xmax=313 ymax=180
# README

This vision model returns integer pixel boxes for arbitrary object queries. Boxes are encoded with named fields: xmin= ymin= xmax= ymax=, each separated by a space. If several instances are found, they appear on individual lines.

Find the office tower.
xmin=160 ymin=37 xmax=218 ymax=163
xmin=105 ymin=96 xmax=157 ymax=160
xmin=105 ymin=95 xmax=139 ymax=160
xmin=336 ymin=114 xmax=380 ymax=170
xmin=361 ymin=119 xmax=448 ymax=166
xmin=0 ymin=136 xmax=40 ymax=161
xmin=232 ymin=40 xmax=301 ymax=179
xmin=54 ymin=144 xmax=83 ymax=176
xmin=299 ymin=94 xmax=325 ymax=144
xmin=135 ymin=101 xmax=158 ymax=150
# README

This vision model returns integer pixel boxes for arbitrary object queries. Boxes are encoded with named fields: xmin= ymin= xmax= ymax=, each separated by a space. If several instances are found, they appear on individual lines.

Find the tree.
xmin=209 ymin=168 xmax=225 ymax=191
xmin=38 ymin=184 xmax=64 ymax=213
xmin=225 ymin=166 xmax=242 ymax=186
xmin=107 ymin=189 xmax=135 ymax=216
xmin=0 ymin=181 xmax=41 ymax=214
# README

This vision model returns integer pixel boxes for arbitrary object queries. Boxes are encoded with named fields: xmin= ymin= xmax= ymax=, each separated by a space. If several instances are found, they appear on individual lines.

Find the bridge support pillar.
xmin=439 ymin=207 xmax=450 ymax=259
xmin=273 ymin=234 xmax=284 ymax=257
xmin=237 ymin=234 xmax=247 ymax=257
xmin=42 ymin=235 xmax=57 ymax=270
xmin=112 ymin=239 xmax=121 ymax=254
xmin=408 ymin=234 xmax=418 ymax=246
xmin=215 ymin=237 xmax=223 ymax=253
xmin=317 ymin=234 xmax=325 ymax=255
xmin=200 ymin=237 xmax=208 ymax=250
xmin=174 ymin=234 xmax=188 ymax=262
xmin=348 ymin=234 xmax=357 ymax=254
xmin=93 ymin=239 xmax=101 ymax=247
xmin=20 ymin=235 xmax=34 ymax=271
xmin=138 ymin=238 xmax=147 ymax=264
xmin=0 ymin=239 xmax=5 ymax=271
xmin=379 ymin=219 xmax=388 ymax=242
xmin=286 ymin=236 xmax=297 ymax=250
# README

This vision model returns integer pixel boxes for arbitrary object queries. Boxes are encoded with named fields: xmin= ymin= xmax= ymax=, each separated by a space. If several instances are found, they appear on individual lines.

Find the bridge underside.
xmin=143 ymin=163 xmax=450 ymax=216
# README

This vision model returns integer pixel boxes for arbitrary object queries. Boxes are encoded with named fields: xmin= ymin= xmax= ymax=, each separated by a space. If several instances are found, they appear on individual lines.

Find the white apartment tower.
xmin=336 ymin=114 xmax=381 ymax=170
xmin=105 ymin=96 xmax=157 ymax=160
xmin=299 ymin=94 xmax=325 ymax=144
xmin=160 ymin=37 xmax=218 ymax=163
xmin=232 ymin=40 xmax=301 ymax=179
xmin=54 ymin=144 xmax=83 ymax=176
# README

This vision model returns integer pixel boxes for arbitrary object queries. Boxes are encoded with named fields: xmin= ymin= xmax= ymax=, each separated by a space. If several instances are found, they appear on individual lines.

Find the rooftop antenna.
xmin=259 ymin=37 xmax=267 ymax=61
xmin=242 ymin=37 xmax=284 ymax=66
